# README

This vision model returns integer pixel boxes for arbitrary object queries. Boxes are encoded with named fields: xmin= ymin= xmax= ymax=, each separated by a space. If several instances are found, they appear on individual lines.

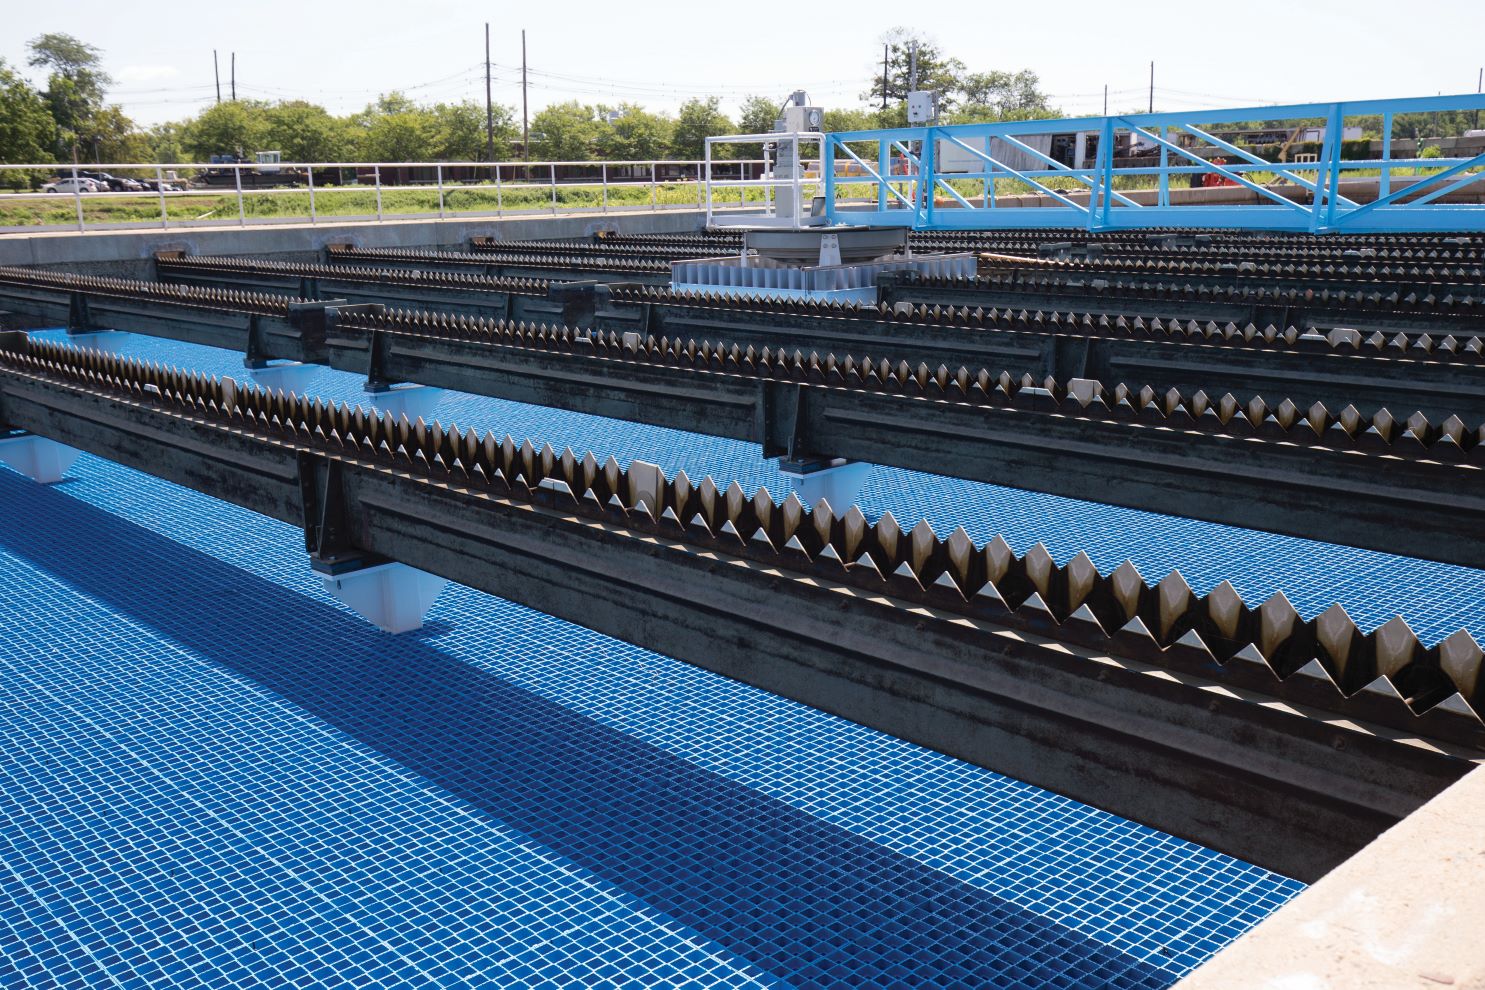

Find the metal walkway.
xmin=820 ymin=95 xmax=1485 ymax=233
xmin=0 ymin=452 xmax=1302 ymax=990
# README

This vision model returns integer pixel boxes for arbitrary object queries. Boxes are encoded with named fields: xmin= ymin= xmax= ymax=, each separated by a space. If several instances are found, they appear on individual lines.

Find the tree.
xmin=950 ymin=70 xmax=1058 ymax=123
xmin=671 ymin=97 xmax=734 ymax=160
xmin=28 ymin=33 xmax=111 ymax=157
xmin=862 ymin=29 xmax=965 ymax=114
xmin=145 ymin=122 xmax=187 ymax=164
xmin=354 ymin=92 xmax=432 ymax=161
xmin=594 ymin=104 xmax=672 ymax=161
xmin=0 ymin=59 xmax=54 ymax=166
xmin=264 ymin=101 xmax=349 ymax=162
xmin=735 ymin=95 xmax=782 ymax=160
xmin=529 ymin=101 xmax=598 ymax=161
xmin=428 ymin=100 xmax=514 ymax=161
xmin=182 ymin=100 xmax=270 ymax=159
xmin=89 ymin=105 xmax=150 ymax=162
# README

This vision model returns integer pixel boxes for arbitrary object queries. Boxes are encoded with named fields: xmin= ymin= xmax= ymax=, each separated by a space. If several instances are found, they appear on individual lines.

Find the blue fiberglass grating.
xmin=36 ymin=327 xmax=1485 ymax=648
xmin=0 ymin=452 xmax=1303 ymax=989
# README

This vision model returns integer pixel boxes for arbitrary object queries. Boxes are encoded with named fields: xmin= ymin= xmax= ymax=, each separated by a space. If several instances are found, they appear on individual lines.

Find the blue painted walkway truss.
xmin=822 ymin=94 xmax=1485 ymax=233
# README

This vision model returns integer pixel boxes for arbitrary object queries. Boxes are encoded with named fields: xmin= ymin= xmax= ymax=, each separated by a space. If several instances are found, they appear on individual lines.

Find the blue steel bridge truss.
xmin=821 ymin=93 xmax=1485 ymax=233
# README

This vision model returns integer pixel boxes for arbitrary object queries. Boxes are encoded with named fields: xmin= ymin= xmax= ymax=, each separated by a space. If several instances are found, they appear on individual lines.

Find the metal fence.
xmin=0 ymin=158 xmax=770 ymax=234
xmin=817 ymin=93 xmax=1485 ymax=233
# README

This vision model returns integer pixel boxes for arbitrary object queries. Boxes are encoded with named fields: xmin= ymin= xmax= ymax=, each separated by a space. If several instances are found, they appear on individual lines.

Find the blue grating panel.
xmin=0 ymin=449 xmax=1304 ymax=988
xmin=37 ymin=328 xmax=1485 ymax=648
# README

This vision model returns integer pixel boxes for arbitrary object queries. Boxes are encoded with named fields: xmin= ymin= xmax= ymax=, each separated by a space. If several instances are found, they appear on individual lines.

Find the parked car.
xmin=42 ymin=177 xmax=103 ymax=194
xmin=79 ymin=171 xmax=143 ymax=192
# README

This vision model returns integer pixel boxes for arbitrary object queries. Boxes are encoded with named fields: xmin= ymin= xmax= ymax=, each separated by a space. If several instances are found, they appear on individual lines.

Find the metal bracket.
xmin=1044 ymin=335 xmax=1111 ymax=383
xmin=548 ymin=279 xmax=611 ymax=329
xmin=363 ymin=328 xmax=394 ymax=393
xmin=243 ymin=314 xmax=269 ymax=369
xmin=298 ymin=451 xmax=381 ymax=574
xmin=757 ymin=379 xmax=828 ymax=463
xmin=66 ymin=292 xmax=92 ymax=333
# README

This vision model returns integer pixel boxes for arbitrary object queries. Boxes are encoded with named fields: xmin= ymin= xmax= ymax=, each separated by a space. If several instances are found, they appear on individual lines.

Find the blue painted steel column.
xmin=823 ymin=137 xmax=836 ymax=223
xmin=877 ymin=137 xmax=889 ymax=214
xmin=1093 ymin=117 xmax=1115 ymax=230
xmin=1324 ymin=103 xmax=1346 ymax=229
xmin=1380 ymin=112 xmax=1393 ymax=199
xmin=921 ymin=128 xmax=936 ymax=227
xmin=1158 ymin=126 xmax=1169 ymax=207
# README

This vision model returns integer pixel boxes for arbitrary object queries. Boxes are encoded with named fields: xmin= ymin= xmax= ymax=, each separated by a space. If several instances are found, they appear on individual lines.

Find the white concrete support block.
xmin=248 ymin=361 xmax=317 ymax=394
xmin=66 ymin=330 xmax=132 ymax=354
xmin=779 ymin=459 xmax=874 ymax=511
xmin=320 ymin=561 xmax=449 ymax=634
xmin=0 ymin=434 xmax=81 ymax=484
xmin=365 ymin=384 xmax=443 ymax=422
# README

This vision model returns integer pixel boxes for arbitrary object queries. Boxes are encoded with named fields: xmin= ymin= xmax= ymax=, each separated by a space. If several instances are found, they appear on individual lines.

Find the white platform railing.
xmin=0 ymin=158 xmax=771 ymax=234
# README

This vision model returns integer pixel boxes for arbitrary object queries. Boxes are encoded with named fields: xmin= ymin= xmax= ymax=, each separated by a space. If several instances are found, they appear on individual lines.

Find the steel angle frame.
xmin=822 ymin=93 xmax=1485 ymax=233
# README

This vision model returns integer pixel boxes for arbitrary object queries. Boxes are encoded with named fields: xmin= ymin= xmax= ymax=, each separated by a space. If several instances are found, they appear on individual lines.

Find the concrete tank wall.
xmin=0 ymin=208 xmax=721 ymax=277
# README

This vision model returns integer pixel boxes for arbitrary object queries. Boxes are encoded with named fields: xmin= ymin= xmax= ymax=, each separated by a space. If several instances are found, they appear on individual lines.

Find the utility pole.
xmin=908 ymin=41 xmax=919 ymax=93
xmin=230 ymin=52 xmax=236 ymax=101
xmin=881 ymin=44 xmax=888 ymax=111
xmin=1476 ymin=67 xmax=1482 ymax=131
xmin=213 ymin=50 xmax=221 ymax=104
xmin=484 ymin=23 xmax=495 ymax=166
xmin=1148 ymin=61 xmax=1154 ymax=113
xmin=521 ymin=30 xmax=529 ymax=162
xmin=1103 ymin=84 xmax=1108 ymax=116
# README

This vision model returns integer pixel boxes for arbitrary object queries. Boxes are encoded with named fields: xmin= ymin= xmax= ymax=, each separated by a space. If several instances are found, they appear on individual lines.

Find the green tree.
xmin=950 ymin=70 xmax=1058 ymax=123
xmin=182 ymin=100 xmax=270 ymax=159
xmin=733 ymin=95 xmax=781 ymax=160
xmin=145 ymin=121 xmax=187 ymax=164
xmin=264 ymin=101 xmax=349 ymax=162
xmin=529 ymin=101 xmax=598 ymax=161
xmin=89 ymin=105 xmax=150 ymax=162
xmin=0 ymin=59 xmax=55 ymax=166
xmin=428 ymin=100 xmax=515 ymax=161
xmin=863 ymin=28 xmax=965 ymax=114
xmin=594 ymin=103 xmax=672 ymax=160
xmin=354 ymin=92 xmax=432 ymax=161
xmin=671 ymin=97 xmax=734 ymax=159
xmin=27 ymin=33 xmax=111 ymax=157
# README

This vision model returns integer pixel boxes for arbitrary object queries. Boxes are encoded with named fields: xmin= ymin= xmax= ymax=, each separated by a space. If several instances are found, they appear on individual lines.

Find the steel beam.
xmin=156 ymin=257 xmax=1485 ymax=422
xmin=2 ymin=269 xmax=1481 ymax=565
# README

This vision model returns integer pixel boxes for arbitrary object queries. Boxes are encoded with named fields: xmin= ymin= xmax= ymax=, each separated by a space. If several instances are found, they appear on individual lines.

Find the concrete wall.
xmin=1176 ymin=764 xmax=1485 ymax=990
xmin=0 ymin=208 xmax=716 ymax=277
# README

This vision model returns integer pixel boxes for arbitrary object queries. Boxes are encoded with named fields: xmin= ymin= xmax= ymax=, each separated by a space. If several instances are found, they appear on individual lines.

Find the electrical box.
xmin=781 ymin=105 xmax=824 ymax=133
xmin=907 ymin=91 xmax=938 ymax=124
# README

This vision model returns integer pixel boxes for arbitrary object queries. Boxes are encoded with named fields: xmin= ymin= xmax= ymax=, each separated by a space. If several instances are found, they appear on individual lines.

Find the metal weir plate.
xmin=671 ymin=247 xmax=975 ymax=303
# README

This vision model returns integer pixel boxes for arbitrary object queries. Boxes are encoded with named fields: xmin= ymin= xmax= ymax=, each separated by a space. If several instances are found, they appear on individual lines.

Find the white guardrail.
xmin=0 ymin=158 xmax=795 ymax=233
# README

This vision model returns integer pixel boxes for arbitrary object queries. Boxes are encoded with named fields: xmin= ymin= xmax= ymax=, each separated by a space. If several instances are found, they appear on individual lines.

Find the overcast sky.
xmin=4 ymin=0 xmax=1482 ymax=128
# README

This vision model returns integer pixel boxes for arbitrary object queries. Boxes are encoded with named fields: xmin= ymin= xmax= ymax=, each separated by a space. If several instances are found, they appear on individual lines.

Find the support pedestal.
xmin=0 ymin=434 xmax=80 ymax=484
xmin=778 ymin=458 xmax=873 ymax=510
xmin=318 ymin=561 xmax=448 ymax=634
xmin=248 ymin=361 xmax=317 ymax=394
xmin=365 ymin=384 xmax=443 ymax=422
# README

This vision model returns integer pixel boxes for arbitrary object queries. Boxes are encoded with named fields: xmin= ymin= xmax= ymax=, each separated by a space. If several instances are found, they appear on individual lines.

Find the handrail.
xmin=816 ymin=93 xmax=1485 ymax=233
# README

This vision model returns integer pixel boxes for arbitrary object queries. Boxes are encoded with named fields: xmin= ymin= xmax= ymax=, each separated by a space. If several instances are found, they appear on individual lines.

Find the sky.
xmin=3 ymin=0 xmax=1483 ymax=129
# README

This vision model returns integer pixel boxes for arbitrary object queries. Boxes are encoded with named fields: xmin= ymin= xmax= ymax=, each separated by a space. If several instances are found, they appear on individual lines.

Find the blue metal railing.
xmin=822 ymin=94 xmax=1485 ymax=233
